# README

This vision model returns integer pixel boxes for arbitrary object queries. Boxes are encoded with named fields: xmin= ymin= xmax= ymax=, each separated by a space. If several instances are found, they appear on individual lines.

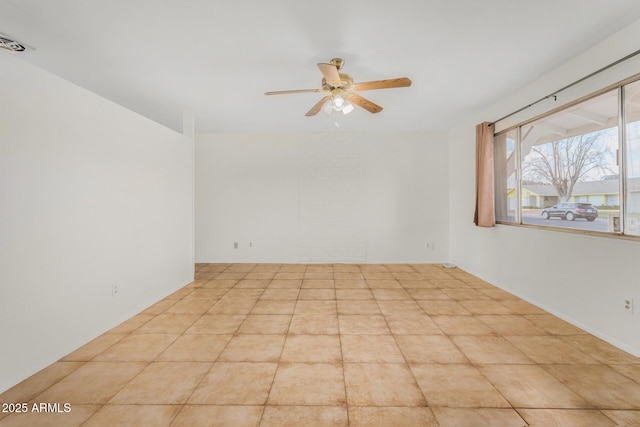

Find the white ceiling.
xmin=3 ymin=0 xmax=640 ymax=134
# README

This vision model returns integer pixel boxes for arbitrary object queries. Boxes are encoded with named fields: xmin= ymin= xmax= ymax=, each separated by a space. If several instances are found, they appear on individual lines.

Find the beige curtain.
xmin=474 ymin=122 xmax=495 ymax=227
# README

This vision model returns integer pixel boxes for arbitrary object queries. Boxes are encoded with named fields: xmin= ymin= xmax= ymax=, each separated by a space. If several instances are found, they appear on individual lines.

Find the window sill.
xmin=494 ymin=221 xmax=640 ymax=242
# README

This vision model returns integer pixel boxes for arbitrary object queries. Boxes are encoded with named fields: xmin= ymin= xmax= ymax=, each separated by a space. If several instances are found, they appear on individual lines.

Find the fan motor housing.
xmin=322 ymin=72 xmax=353 ymax=90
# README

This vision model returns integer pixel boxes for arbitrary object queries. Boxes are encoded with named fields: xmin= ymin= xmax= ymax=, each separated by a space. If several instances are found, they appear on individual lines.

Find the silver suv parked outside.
xmin=541 ymin=202 xmax=598 ymax=221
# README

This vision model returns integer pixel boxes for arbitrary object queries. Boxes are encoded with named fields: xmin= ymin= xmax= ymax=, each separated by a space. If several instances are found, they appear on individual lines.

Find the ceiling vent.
xmin=0 ymin=33 xmax=32 ymax=53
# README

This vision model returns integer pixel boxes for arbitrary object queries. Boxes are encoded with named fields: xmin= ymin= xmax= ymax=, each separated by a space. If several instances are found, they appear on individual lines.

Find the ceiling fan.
xmin=265 ymin=58 xmax=412 ymax=116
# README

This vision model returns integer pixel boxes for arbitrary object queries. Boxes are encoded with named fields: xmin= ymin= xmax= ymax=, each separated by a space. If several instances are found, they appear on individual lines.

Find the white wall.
xmin=449 ymin=19 xmax=640 ymax=356
xmin=0 ymin=54 xmax=194 ymax=392
xmin=196 ymin=132 xmax=448 ymax=264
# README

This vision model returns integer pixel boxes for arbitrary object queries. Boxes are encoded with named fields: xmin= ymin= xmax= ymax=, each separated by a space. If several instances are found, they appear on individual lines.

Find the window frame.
xmin=494 ymin=74 xmax=640 ymax=241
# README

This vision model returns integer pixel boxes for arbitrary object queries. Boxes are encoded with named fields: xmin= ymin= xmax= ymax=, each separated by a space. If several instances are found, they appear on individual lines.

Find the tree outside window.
xmin=522 ymin=129 xmax=617 ymax=202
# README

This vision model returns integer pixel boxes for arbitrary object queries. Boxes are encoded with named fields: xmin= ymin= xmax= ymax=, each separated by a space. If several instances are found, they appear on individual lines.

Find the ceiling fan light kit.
xmin=323 ymin=93 xmax=354 ymax=115
xmin=265 ymin=58 xmax=412 ymax=117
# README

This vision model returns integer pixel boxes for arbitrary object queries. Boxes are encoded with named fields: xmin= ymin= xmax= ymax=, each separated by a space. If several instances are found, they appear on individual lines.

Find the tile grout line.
xmin=335 ymin=266 xmax=351 ymax=427
xmin=373 ymin=264 xmax=436 ymax=415
xmin=170 ymin=263 xmax=253 ymax=425
xmin=257 ymin=263 xmax=304 ymax=426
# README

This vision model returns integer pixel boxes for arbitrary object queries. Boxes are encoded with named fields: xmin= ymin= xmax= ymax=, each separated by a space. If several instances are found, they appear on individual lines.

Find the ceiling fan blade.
xmin=317 ymin=63 xmax=342 ymax=87
xmin=351 ymin=77 xmax=412 ymax=91
xmin=265 ymin=88 xmax=327 ymax=95
xmin=305 ymin=95 xmax=331 ymax=117
xmin=345 ymin=93 xmax=383 ymax=114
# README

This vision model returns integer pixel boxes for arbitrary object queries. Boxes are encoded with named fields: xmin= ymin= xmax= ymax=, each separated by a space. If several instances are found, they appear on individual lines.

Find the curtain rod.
xmin=493 ymin=47 xmax=640 ymax=124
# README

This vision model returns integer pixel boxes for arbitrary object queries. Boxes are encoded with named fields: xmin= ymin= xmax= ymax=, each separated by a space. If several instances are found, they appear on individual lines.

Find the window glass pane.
xmin=520 ymin=90 xmax=619 ymax=232
xmin=494 ymin=129 xmax=517 ymax=222
xmin=624 ymin=80 xmax=640 ymax=236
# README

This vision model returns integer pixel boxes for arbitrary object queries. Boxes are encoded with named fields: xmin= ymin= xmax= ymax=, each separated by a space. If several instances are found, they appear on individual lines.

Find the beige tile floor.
xmin=1 ymin=263 xmax=640 ymax=426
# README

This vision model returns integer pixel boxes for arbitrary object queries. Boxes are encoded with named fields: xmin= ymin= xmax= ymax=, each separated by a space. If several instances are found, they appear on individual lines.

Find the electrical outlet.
xmin=624 ymin=298 xmax=634 ymax=314
xmin=112 ymin=285 xmax=118 ymax=297
xmin=425 ymin=242 xmax=435 ymax=250
xmin=249 ymin=242 xmax=253 ymax=247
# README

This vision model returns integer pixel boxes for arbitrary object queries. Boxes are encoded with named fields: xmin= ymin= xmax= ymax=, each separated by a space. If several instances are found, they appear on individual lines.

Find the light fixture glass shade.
xmin=323 ymin=94 xmax=354 ymax=115
xmin=322 ymin=100 xmax=333 ymax=115
xmin=333 ymin=95 xmax=345 ymax=109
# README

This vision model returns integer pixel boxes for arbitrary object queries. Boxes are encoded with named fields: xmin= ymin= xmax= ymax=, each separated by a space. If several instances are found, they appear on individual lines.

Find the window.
xmin=494 ymin=129 xmax=518 ymax=223
xmin=494 ymin=80 xmax=640 ymax=237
